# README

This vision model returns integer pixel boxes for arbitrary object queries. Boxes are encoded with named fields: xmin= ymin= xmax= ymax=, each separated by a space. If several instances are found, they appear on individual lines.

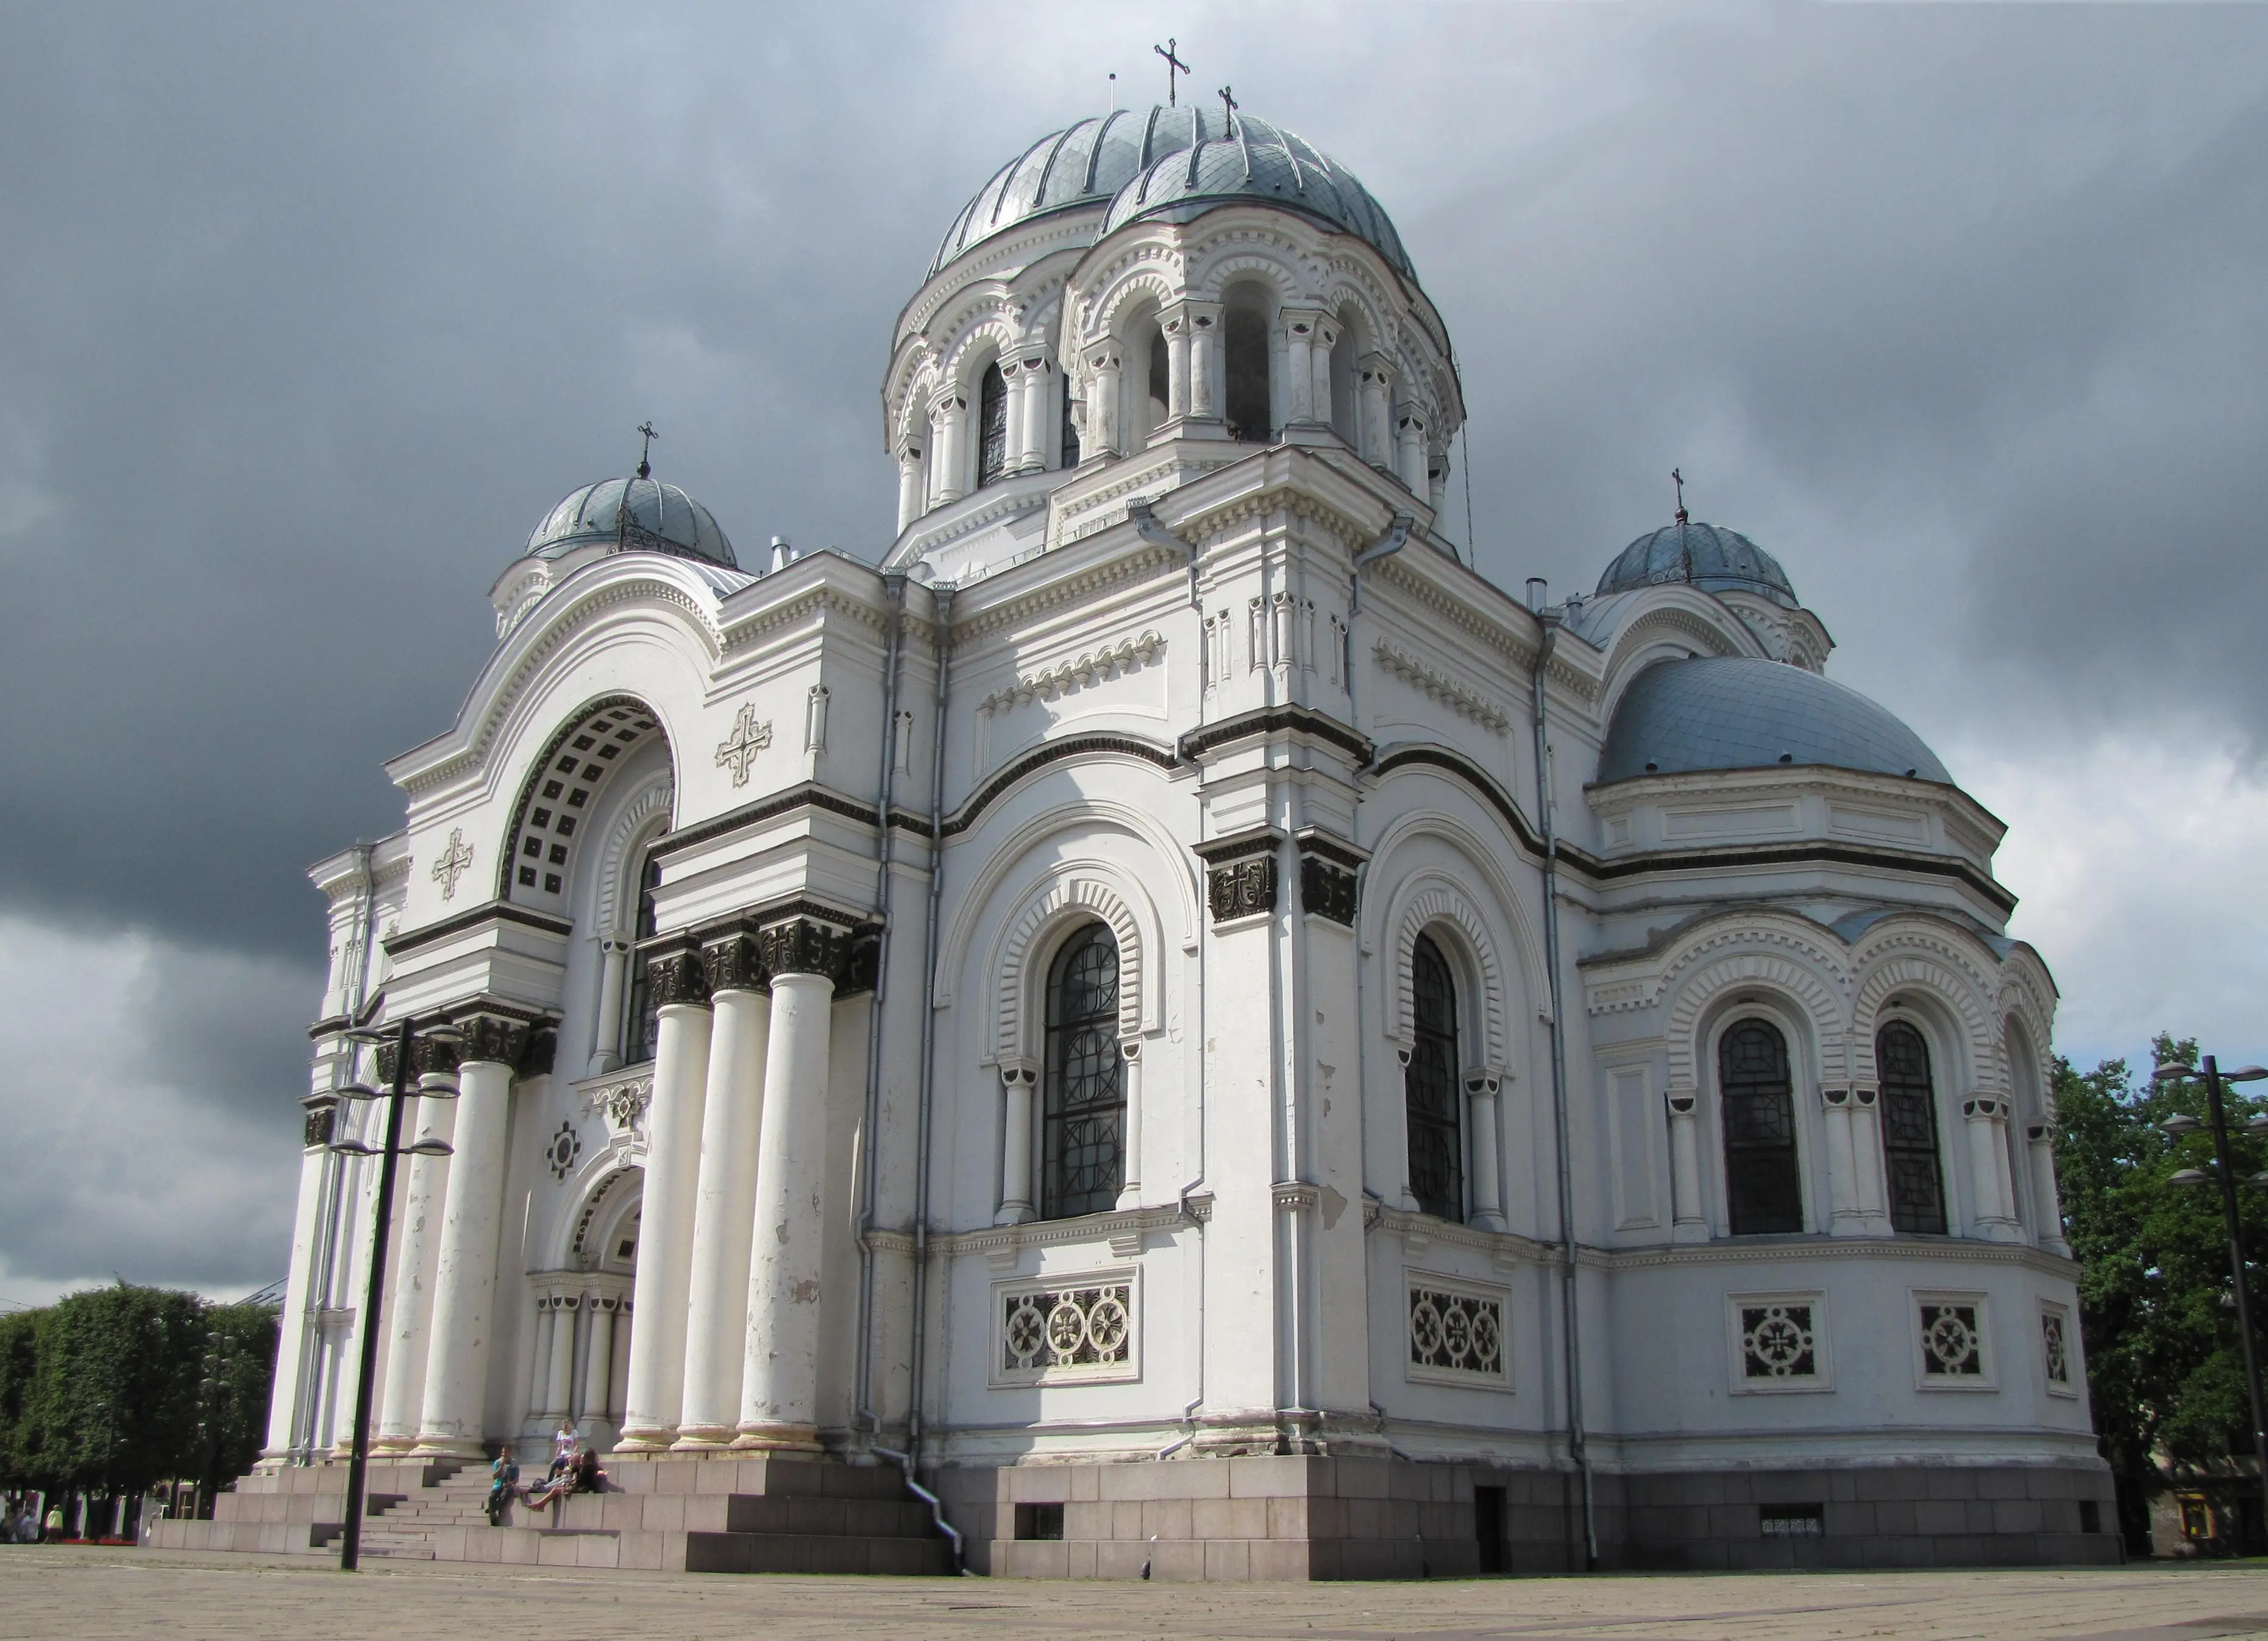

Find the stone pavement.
xmin=3 ymin=1547 xmax=2267 ymax=1639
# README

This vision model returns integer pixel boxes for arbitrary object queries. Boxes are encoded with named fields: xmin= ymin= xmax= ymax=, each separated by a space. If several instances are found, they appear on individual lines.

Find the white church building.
xmin=203 ymin=99 xmax=2113 ymax=1577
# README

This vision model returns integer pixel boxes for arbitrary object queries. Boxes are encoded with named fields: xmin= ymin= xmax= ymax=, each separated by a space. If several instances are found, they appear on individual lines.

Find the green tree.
xmin=0 ymin=1306 xmax=38 ymax=1483
xmin=2056 ymin=1037 xmax=2268 ymax=1552
xmin=13 ymin=1285 xmax=205 ymax=1497
xmin=190 ymin=1302 xmax=278 ymax=1500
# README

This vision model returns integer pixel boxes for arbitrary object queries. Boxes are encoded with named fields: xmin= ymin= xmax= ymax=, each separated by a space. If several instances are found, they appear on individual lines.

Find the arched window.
xmin=1043 ymin=925 xmax=1123 ymax=1219
xmin=1223 ymin=288 xmax=1273 ymax=443
xmin=620 ymin=851 xmax=662 ymax=1065
xmin=1720 ymin=1019 xmax=1802 ymax=1235
xmin=1146 ymin=328 xmax=1170 ymax=437
xmin=1059 ymin=370 xmax=1081 ymax=469
xmin=1877 ymin=1019 xmax=1947 ymax=1234
xmin=977 ymin=361 xmax=1008 ymax=487
xmin=1405 ymin=933 xmax=1463 ymax=1221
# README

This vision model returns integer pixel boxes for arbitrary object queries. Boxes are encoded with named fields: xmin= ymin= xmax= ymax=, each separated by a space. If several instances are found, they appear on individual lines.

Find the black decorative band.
xmin=1178 ymin=704 xmax=1373 ymax=767
xmin=1207 ymin=854 xmax=1279 ymax=923
xmin=645 ymin=945 xmax=713 ymax=1008
xmin=1299 ymin=854 xmax=1358 ymax=926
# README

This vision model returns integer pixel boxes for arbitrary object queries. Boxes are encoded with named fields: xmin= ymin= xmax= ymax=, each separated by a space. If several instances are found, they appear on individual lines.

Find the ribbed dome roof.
xmin=522 ymin=477 xmax=736 ymax=569
xmin=930 ymin=104 xmax=1413 ymax=281
xmin=1598 ymin=657 xmax=1950 ymax=786
xmin=1596 ymin=521 xmax=1797 ymax=609
xmin=1100 ymin=112 xmax=1412 ymax=277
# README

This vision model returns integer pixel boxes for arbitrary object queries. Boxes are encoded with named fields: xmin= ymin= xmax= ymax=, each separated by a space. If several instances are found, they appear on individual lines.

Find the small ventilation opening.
xmin=2080 ymin=1498 xmax=2102 ymax=1535
xmin=1474 ymin=1485 xmax=1507 ymax=1574
xmin=1760 ymin=1503 xmax=1824 ymax=1537
xmin=1014 ymin=1503 xmax=1064 ymax=1541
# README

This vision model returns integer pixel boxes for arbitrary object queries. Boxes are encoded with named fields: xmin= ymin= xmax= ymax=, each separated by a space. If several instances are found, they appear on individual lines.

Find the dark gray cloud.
xmin=1 ymin=4 xmax=2264 ymax=1288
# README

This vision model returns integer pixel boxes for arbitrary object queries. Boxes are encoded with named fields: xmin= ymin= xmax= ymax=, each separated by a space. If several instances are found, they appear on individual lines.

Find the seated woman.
xmin=523 ymin=1445 xmax=606 ymax=1513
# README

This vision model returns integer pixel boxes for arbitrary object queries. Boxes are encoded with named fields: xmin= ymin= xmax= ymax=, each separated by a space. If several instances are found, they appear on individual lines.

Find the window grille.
xmin=1042 ymin=926 xmax=1123 ymax=1219
xmin=1877 ymin=1020 xmax=1947 ymax=1233
xmin=977 ymin=361 xmax=1008 ymax=487
xmin=621 ymin=852 xmax=661 ymax=1065
xmin=1404 ymin=934 xmax=1463 ymax=1221
xmin=1721 ymin=1019 xmax=1802 ymax=1235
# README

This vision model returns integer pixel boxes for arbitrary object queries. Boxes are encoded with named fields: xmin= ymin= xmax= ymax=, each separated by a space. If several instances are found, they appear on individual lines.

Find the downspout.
xmin=900 ymin=580 xmax=958 ymax=1560
xmin=854 ymin=574 xmax=908 ymax=1448
xmin=1530 ymin=605 xmax=1597 ymax=1570
xmin=1127 ymin=498 xmax=1201 ymax=608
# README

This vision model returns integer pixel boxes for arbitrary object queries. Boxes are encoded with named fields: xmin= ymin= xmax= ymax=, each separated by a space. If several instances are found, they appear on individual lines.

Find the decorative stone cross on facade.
xmin=715 ymin=703 xmax=773 ymax=787
xmin=430 ymin=827 xmax=474 ymax=900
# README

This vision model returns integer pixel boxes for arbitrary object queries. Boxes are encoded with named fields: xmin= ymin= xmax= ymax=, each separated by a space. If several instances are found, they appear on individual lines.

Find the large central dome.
xmin=931 ymin=103 xmax=1412 ymax=280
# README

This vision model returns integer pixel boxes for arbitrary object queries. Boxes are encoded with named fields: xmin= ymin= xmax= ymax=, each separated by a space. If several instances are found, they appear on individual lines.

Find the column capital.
xmin=755 ymin=915 xmax=856 ymax=986
xmin=645 ymin=943 xmax=713 ymax=1009
xmin=701 ymin=932 xmax=766 ymax=994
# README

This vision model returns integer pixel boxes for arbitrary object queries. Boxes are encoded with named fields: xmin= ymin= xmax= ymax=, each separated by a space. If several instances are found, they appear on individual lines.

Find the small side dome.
xmin=1101 ymin=111 xmax=1413 ymax=279
xmin=523 ymin=477 xmax=736 ymax=569
xmin=1598 ymin=656 xmax=1951 ymax=785
xmin=1597 ymin=521 xmax=1797 ymax=609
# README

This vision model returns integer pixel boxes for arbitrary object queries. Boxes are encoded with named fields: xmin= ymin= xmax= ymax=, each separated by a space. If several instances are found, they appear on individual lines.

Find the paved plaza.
xmin=2 ymin=1549 xmax=2267 ymax=1640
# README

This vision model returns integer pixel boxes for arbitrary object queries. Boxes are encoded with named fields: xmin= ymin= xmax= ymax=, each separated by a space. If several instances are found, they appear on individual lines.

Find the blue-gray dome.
xmin=1101 ymin=111 xmax=1412 ymax=277
xmin=1597 ymin=521 xmax=1797 ymax=609
xmin=523 ymin=478 xmax=736 ymax=569
xmin=931 ymin=104 xmax=1413 ymax=282
xmin=1598 ymin=657 xmax=1951 ymax=786
xmin=932 ymin=105 xmax=1210 ymax=277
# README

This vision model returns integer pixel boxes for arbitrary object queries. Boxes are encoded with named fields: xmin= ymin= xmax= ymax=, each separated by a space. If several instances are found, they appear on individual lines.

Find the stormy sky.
xmin=2 ymin=3 xmax=2264 ymax=1306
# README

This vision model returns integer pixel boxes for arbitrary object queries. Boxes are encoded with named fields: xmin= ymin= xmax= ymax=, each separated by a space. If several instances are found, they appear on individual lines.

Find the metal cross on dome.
xmin=430 ymin=827 xmax=474 ymax=901
xmin=635 ymin=420 xmax=658 ymax=481
xmin=1154 ymin=39 xmax=1187 ymax=107
xmin=714 ymin=702 xmax=773 ymax=787
xmin=1218 ymin=84 xmax=1237 ymax=129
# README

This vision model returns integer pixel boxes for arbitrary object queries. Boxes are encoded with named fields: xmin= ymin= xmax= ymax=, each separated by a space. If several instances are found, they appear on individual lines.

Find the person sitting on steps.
xmin=485 ymin=1448 xmax=521 ymax=1527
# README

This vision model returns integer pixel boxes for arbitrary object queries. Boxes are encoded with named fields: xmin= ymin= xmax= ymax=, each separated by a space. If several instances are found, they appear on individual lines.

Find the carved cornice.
xmin=978 ymin=631 xmax=1165 ymax=715
xmin=718 ymin=583 xmax=889 ymax=653
xmin=1369 ymin=555 xmax=1543 ymax=681
xmin=649 ymin=781 xmax=888 ymax=862
xmin=383 ymin=899 xmax=574 ymax=959
xmin=1373 ymin=639 xmax=1512 ymax=732
xmin=1368 ymin=745 xmax=1546 ymax=858
xmin=941 ymin=734 xmax=1180 ymax=839
xmin=925 ymin=1200 xmax=1195 ymax=1260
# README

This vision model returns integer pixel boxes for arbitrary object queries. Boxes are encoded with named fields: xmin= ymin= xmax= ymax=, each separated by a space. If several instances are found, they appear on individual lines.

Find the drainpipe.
xmin=905 ymin=582 xmax=956 ymax=1466
xmin=1529 ymin=595 xmax=1596 ymax=1570
xmin=854 ymin=574 xmax=909 ymax=1447
xmin=1126 ymin=499 xmax=1200 ymax=608
xmin=1348 ymin=512 xmax=1415 ymax=617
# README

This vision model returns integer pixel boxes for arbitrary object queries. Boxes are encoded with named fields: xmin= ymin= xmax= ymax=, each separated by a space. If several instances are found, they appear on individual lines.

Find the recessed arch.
xmin=496 ymin=695 xmax=672 ymax=916
xmin=992 ymin=871 xmax=1150 ymax=1064
xmin=1381 ymin=877 xmax=1510 ymax=1076
xmin=594 ymin=776 xmax=675 ymax=938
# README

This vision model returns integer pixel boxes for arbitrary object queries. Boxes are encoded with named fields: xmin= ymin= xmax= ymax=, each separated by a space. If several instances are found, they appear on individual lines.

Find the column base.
xmin=408 ymin=1437 xmax=486 ymax=1459
xmin=1670 ymin=1218 xmax=1711 ymax=1245
xmin=729 ymin=1423 xmax=823 ymax=1454
xmin=670 ymin=1425 xmax=738 ymax=1453
xmin=1977 ymin=1219 xmax=2027 ymax=1244
xmin=611 ymin=1426 xmax=680 ymax=1455
xmin=993 ymin=1202 xmax=1035 ymax=1228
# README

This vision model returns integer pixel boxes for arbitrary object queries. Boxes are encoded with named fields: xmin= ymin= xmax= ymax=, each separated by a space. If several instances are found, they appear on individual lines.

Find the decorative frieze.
xmin=1296 ymin=834 xmax=1362 ymax=927
xmin=1405 ymin=1275 xmax=1509 ymax=1387
xmin=1196 ymin=831 xmax=1282 ymax=924
xmin=992 ymin=1271 xmax=1139 ymax=1387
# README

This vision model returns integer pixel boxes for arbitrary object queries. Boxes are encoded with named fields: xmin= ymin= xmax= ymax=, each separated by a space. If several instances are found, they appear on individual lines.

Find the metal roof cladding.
xmin=522 ymin=478 xmax=738 ymax=570
xmin=1597 ymin=656 xmax=1953 ymax=786
xmin=1596 ymin=522 xmax=1800 ymax=609
xmin=930 ymin=103 xmax=1413 ymax=282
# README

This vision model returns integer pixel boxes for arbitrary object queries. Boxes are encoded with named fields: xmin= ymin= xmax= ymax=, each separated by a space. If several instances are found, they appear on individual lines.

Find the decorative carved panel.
xmin=1405 ymin=1275 xmax=1509 ymax=1387
xmin=1727 ymin=1293 xmax=1830 ymax=1393
xmin=992 ymin=1272 xmax=1139 ymax=1387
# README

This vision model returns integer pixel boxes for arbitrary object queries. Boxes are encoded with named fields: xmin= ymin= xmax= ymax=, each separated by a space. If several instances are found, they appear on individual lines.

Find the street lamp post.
xmin=2155 ymin=1054 xmax=2268 ymax=1550
xmin=330 ymin=1013 xmax=459 ymax=1573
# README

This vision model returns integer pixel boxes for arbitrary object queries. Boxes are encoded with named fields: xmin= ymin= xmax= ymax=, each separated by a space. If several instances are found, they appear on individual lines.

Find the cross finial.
xmin=1218 ymin=84 xmax=1237 ymax=130
xmin=635 ymin=420 xmax=658 ymax=481
xmin=1671 ymin=467 xmax=1688 ymax=526
xmin=1154 ymin=38 xmax=1188 ymax=106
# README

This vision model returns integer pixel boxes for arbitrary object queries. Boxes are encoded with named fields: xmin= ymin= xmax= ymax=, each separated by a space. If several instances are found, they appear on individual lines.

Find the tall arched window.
xmin=1223 ymin=288 xmax=1272 ymax=443
xmin=1146 ymin=328 xmax=1170 ymax=438
xmin=1043 ymin=925 xmax=1123 ymax=1219
xmin=1877 ymin=1019 xmax=1947 ymax=1234
xmin=1059 ymin=371 xmax=1081 ymax=469
xmin=1721 ymin=1019 xmax=1802 ymax=1235
xmin=1405 ymin=933 xmax=1463 ymax=1221
xmin=976 ymin=361 xmax=1008 ymax=487
xmin=620 ymin=851 xmax=662 ymax=1065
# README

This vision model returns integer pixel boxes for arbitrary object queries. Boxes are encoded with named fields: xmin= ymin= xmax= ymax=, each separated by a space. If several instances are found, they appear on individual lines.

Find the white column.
xmin=995 ymin=1064 xmax=1037 ymax=1225
xmin=263 ymin=1114 xmax=333 ymax=1459
xmin=1163 ymin=308 xmax=1192 ymax=424
xmin=1963 ymin=1096 xmax=2022 ymax=1241
xmin=999 ymin=361 xmax=1028 ymax=478
xmin=416 ymin=1040 xmax=520 ymax=1456
xmin=1309 ymin=317 xmax=1338 ymax=431
xmin=1281 ymin=311 xmax=1316 ymax=424
xmin=1358 ymin=355 xmax=1393 ymax=466
xmin=1396 ymin=408 xmax=1428 ymax=495
xmin=675 ymin=948 xmax=772 ymax=1450
xmin=375 ymin=1072 xmax=456 ymax=1448
xmin=1187 ymin=305 xmax=1222 ymax=422
xmin=895 ymin=447 xmax=925 ymax=531
xmin=929 ymin=391 xmax=967 ymax=505
xmin=1465 ymin=1074 xmax=1505 ymax=1232
xmin=1115 ymin=1043 xmax=1143 ymax=1211
xmin=1087 ymin=345 xmax=1123 ymax=458
xmin=1017 ymin=356 xmax=1051 ymax=470
xmin=527 ymin=1295 xmax=560 ymax=1422
xmin=542 ymin=1296 xmax=578 ymax=1427
xmin=1822 ymin=1088 xmax=1865 ymax=1235
xmin=1666 ymin=1089 xmax=1707 ymax=1244
xmin=617 ymin=954 xmax=714 ymax=1451
xmin=2027 ymin=1123 xmax=2069 ymax=1255
xmin=736 ymin=959 xmax=836 ymax=1451
xmin=582 ymin=1297 xmax=617 ymax=1426
xmin=1850 ymin=1087 xmax=1890 ymax=1228
xmin=590 ymin=939 xmax=631 ymax=1076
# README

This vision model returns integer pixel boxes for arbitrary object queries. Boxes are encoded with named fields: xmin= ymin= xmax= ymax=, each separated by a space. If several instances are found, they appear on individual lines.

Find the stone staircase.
xmin=156 ymin=1454 xmax=953 ymax=1575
